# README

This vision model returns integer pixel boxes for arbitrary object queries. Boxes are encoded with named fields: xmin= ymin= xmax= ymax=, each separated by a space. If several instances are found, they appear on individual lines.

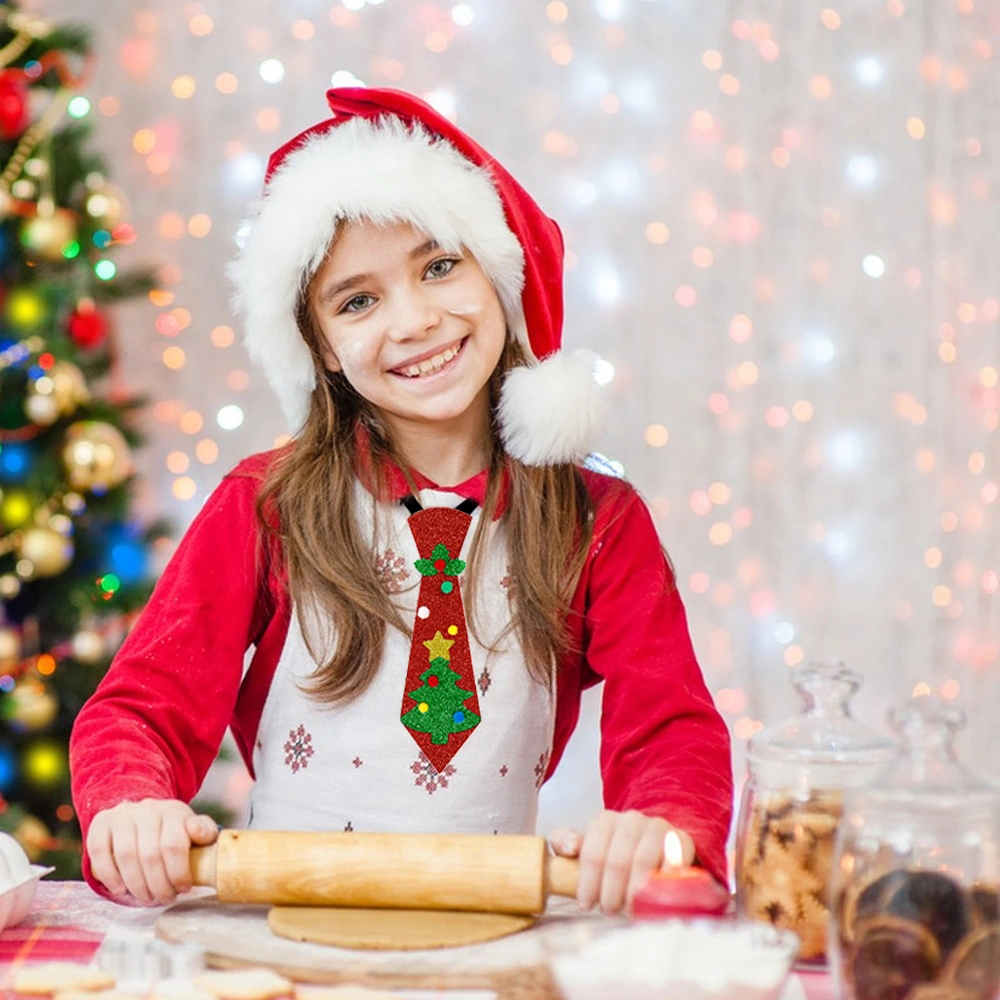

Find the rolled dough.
xmin=267 ymin=906 xmax=535 ymax=951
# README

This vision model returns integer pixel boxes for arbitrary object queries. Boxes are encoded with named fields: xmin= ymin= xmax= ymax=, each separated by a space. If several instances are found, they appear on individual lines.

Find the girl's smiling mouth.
xmin=390 ymin=337 xmax=467 ymax=379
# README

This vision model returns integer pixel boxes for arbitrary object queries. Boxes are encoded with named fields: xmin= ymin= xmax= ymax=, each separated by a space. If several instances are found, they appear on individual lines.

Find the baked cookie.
xmin=12 ymin=962 xmax=116 ymax=995
xmin=193 ymin=968 xmax=294 ymax=1000
xmin=941 ymin=924 xmax=1000 ymax=1000
xmin=850 ymin=915 xmax=942 ymax=1000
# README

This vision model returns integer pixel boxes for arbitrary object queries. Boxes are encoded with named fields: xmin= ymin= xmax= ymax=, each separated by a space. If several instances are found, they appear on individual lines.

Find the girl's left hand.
xmin=549 ymin=809 xmax=696 ymax=915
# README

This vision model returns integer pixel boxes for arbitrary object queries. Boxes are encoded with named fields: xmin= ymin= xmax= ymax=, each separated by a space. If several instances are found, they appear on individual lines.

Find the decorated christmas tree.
xmin=402 ymin=632 xmax=481 ymax=745
xmin=0 ymin=3 xmax=169 ymax=877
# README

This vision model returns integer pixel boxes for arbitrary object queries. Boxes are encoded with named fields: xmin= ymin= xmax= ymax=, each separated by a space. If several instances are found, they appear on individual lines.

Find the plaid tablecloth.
xmin=1 ymin=882 xmax=835 ymax=999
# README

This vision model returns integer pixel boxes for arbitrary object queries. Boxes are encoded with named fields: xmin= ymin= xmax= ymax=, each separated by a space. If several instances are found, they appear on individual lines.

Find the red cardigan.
xmin=70 ymin=451 xmax=733 ymax=890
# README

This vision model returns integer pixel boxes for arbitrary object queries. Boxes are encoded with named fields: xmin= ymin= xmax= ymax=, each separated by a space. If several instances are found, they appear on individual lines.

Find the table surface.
xmin=0 ymin=882 xmax=835 ymax=999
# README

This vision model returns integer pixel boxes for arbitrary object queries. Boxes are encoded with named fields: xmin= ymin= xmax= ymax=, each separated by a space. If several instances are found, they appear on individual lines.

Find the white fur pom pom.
xmin=498 ymin=349 xmax=607 ymax=466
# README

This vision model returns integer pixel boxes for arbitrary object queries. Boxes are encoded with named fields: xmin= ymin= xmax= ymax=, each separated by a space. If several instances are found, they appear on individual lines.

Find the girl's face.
xmin=310 ymin=219 xmax=507 ymax=441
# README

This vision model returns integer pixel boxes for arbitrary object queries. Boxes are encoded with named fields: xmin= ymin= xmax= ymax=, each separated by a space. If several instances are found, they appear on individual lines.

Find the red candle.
xmin=632 ymin=831 xmax=730 ymax=918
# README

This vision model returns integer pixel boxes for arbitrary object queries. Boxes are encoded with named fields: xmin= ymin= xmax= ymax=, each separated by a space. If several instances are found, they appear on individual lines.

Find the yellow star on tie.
xmin=423 ymin=630 xmax=455 ymax=661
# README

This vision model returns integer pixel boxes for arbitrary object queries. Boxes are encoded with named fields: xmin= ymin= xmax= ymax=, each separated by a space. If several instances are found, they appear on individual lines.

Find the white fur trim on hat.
xmin=498 ymin=350 xmax=607 ymax=466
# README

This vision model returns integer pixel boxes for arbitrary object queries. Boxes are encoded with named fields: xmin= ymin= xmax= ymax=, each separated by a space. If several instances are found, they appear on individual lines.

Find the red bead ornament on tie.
xmin=400 ymin=498 xmax=482 ymax=772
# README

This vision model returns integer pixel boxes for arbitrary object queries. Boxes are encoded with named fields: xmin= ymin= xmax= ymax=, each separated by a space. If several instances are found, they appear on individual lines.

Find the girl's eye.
xmin=340 ymin=294 xmax=375 ymax=314
xmin=425 ymin=257 xmax=459 ymax=279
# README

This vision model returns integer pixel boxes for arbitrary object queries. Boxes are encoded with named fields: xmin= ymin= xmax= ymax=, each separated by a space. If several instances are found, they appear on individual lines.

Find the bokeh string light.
xmin=30 ymin=0 xmax=1000 ymax=825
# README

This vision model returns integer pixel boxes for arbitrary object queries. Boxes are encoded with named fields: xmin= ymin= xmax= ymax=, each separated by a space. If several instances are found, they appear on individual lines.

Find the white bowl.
xmin=0 ymin=865 xmax=54 ymax=930
xmin=0 ymin=829 xmax=33 ymax=886
xmin=545 ymin=918 xmax=800 ymax=1000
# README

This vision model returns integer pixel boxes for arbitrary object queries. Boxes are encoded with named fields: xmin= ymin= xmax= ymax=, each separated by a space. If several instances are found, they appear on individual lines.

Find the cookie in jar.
xmin=735 ymin=661 xmax=895 ymax=963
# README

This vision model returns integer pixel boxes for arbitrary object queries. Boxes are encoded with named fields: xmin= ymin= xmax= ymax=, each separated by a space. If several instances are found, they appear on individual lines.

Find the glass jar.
xmin=735 ymin=661 xmax=896 ymax=963
xmin=830 ymin=696 xmax=1000 ymax=1000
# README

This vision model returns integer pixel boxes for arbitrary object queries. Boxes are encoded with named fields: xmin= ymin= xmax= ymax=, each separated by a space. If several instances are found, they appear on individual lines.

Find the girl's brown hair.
xmin=255 ymin=250 xmax=595 ymax=703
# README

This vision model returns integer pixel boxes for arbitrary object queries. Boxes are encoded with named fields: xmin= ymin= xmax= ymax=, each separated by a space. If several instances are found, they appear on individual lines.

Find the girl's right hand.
xmin=86 ymin=798 xmax=219 ymax=906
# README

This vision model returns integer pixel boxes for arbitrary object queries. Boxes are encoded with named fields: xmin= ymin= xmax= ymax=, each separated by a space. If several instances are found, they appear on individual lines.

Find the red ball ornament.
xmin=0 ymin=76 xmax=29 ymax=140
xmin=67 ymin=302 xmax=109 ymax=349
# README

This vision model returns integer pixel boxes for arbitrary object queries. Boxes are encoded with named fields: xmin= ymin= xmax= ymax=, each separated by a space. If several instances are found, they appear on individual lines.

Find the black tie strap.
xmin=401 ymin=494 xmax=479 ymax=516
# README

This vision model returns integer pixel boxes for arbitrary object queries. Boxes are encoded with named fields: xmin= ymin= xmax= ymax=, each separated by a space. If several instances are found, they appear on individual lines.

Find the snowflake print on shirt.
xmin=374 ymin=548 xmax=410 ymax=593
xmin=411 ymin=751 xmax=456 ymax=794
xmin=534 ymin=749 xmax=550 ymax=789
xmin=283 ymin=724 xmax=315 ymax=773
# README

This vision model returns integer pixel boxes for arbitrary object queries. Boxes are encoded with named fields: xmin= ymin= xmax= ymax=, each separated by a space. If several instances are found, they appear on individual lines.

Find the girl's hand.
xmin=549 ymin=809 xmax=696 ymax=915
xmin=86 ymin=798 xmax=219 ymax=906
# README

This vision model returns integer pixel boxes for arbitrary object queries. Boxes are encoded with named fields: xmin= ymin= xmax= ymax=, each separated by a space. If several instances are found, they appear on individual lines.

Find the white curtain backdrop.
xmin=34 ymin=0 xmax=1000 ymax=835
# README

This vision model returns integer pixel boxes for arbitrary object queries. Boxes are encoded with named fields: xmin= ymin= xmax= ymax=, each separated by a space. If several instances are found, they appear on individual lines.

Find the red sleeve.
xmin=69 ymin=462 xmax=272 ymax=893
xmin=583 ymin=482 xmax=733 ymax=887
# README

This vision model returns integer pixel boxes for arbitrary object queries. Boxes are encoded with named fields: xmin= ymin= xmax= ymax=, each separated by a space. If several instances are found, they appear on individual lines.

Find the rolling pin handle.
xmin=189 ymin=842 xmax=218 ymax=888
xmin=544 ymin=854 xmax=580 ymax=899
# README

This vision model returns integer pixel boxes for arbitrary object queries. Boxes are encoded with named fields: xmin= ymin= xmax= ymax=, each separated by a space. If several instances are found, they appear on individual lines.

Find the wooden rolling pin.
xmin=190 ymin=830 xmax=579 ymax=916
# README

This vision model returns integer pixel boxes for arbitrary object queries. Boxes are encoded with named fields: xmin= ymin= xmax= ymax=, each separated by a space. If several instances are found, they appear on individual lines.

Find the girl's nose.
xmin=386 ymin=285 xmax=442 ymax=342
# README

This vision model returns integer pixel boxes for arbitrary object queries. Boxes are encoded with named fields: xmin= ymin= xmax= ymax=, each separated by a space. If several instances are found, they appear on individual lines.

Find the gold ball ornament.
xmin=71 ymin=628 xmax=104 ymax=664
xmin=7 ymin=12 xmax=54 ymax=39
xmin=15 ymin=526 xmax=74 ymax=578
xmin=85 ymin=185 xmax=125 ymax=228
xmin=20 ymin=208 xmax=78 ymax=262
xmin=0 ymin=625 xmax=21 ymax=675
xmin=25 ymin=361 xmax=91 ymax=425
xmin=62 ymin=492 xmax=86 ymax=515
xmin=61 ymin=421 xmax=133 ymax=493
xmin=22 ymin=741 xmax=66 ymax=791
xmin=0 ymin=490 xmax=33 ymax=529
xmin=11 ymin=813 xmax=52 ymax=862
xmin=3 ymin=677 xmax=58 ymax=732
xmin=23 ymin=390 xmax=58 ymax=426
xmin=5 ymin=288 xmax=47 ymax=331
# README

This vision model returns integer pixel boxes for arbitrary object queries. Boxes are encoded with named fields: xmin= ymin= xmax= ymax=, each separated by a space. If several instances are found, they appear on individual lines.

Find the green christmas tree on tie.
xmin=401 ymin=630 xmax=480 ymax=746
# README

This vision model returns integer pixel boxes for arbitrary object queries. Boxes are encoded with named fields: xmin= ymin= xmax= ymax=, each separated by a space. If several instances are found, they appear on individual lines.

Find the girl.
xmin=70 ymin=88 xmax=733 ymax=913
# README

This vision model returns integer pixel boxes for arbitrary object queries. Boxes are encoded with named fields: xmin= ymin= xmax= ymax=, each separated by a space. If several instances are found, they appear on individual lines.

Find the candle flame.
xmin=663 ymin=830 xmax=684 ymax=868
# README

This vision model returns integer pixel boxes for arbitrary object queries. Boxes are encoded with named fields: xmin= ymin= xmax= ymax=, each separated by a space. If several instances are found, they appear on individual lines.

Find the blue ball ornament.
xmin=105 ymin=525 xmax=149 ymax=585
xmin=0 ymin=442 xmax=32 ymax=481
xmin=0 ymin=744 xmax=16 ymax=793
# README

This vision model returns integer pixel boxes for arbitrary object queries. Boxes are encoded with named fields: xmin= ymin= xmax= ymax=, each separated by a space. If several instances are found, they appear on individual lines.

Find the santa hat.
xmin=229 ymin=87 xmax=605 ymax=467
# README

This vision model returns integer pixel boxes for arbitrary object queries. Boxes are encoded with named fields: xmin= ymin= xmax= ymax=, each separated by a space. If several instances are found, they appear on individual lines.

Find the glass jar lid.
xmin=749 ymin=660 xmax=896 ymax=772
xmin=851 ymin=695 xmax=999 ymax=817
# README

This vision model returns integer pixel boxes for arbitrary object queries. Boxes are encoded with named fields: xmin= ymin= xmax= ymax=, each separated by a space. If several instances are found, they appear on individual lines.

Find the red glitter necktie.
xmin=400 ymin=497 xmax=482 ymax=773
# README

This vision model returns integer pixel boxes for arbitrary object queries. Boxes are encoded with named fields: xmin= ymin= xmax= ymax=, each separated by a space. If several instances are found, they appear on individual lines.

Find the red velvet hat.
xmin=230 ymin=87 xmax=604 ymax=465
